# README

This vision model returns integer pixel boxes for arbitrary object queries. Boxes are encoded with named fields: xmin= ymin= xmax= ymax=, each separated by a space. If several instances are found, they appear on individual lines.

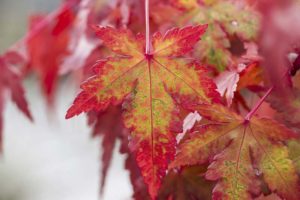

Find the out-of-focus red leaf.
xmin=255 ymin=193 xmax=282 ymax=200
xmin=256 ymin=1 xmax=300 ymax=130
xmin=60 ymin=0 xmax=101 ymax=75
xmin=158 ymin=166 xmax=214 ymax=200
xmin=0 ymin=53 xmax=33 ymax=151
xmin=258 ymin=1 xmax=300 ymax=97
xmin=0 ymin=84 xmax=3 ymax=152
xmin=268 ymin=89 xmax=300 ymax=131
xmin=87 ymin=106 xmax=123 ymax=193
xmin=60 ymin=0 xmax=136 ymax=75
xmin=290 ymin=54 xmax=300 ymax=76
xmin=26 ymin=3 xmax=76 ymax=104
xmin=3 ymin=51 xmax=26 ymax=67
xmin=88 ymin=106 xmax=150 ymax=199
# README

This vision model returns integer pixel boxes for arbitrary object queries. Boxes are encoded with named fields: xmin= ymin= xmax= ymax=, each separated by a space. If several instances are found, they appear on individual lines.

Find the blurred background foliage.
xmin=0 ymin=0 xmax=60 ymax=52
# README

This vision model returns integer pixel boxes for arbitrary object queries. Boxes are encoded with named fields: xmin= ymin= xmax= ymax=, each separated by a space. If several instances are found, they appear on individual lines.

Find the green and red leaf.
xmin=171 ymin=104 xmax=300 ymax=199
xmin=171 ymin=0 xmax=259 ymax=71
xmin=66 ymin=25 xmax=220 ymax=198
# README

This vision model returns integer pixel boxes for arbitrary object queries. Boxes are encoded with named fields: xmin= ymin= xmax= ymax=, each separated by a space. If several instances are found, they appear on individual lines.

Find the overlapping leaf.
xmin=0 ymin=52 xmax=32 ymax=151
xmin=215 ymin=62 xmax=263 ymax=109
xmin=267 ymin=72 xmax=300 ymax=131
xmin=287 ymin=139 xmax=300 ymax=174
xmin=88 ymin=104 xmax=153 ymax=200
xmin=26 ymin=4 xmax=75 ymax=104
xmin=0 ymin=0 xmax=299 ymax=199
xmin=60 ymin=0 xmax=132 ymax=75
xmin=87 ymin=106 xmax=124 ymax=193
xmin=158 ymin=166 xmax=214 ymax=200
xmin=66 ymin=25 xmax=220 ymax=198
xmin=171 ymin=104 xmax=299 ymax=199
xmin=171 ymin=0 xmax=259 ymax=71
xmin=215 ymin=65 xmax=245 ymax=106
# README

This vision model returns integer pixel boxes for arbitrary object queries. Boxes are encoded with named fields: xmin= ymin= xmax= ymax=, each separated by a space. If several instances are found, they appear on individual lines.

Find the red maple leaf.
xmin=0 ymin=52 xmax=32 ymax=151
xmin=26 ymin=2 xmax=76 ymax=104
xmin=66 ymin=25 xmax=220 ymax=198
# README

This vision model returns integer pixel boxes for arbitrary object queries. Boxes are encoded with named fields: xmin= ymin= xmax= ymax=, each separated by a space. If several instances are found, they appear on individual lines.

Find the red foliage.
xmin=0 ymin=52 xmax=32 ymax=151
xmin=1 ymin=0 xmax=300 ymax=199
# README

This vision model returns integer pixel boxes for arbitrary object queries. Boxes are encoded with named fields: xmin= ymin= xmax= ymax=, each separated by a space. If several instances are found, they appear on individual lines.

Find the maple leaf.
xmin=255 ymin=193 xmax=282 ymax=200
xmin=265 ymin=57 xmax=300 ymax=131
xmin=158 ymin=166 xmax=214 ymax=200
xmin=171 ymin=0 xmax=259 ymax=71
xmin=171 ymin=104 xmax=299 ymax=200
xmin=287 ymin=140 xmax=300 ymax=175
xmin=267 ymin=89 xmax=300 ymax=131
xmin=121 ymin=141 xmax=152 ymax=200
xmin=26 ymin=2 xmax=76 ymax=104
xmin=88 ymin=106 xmax=151 ymax=199
xmin=60 ymin=0 xmax=132 ymax=75
xmin=0 ymin=53 xmax=33 ymax=151
xmin=215 ymin=65 xmax=245 ymax=106
xmin=66 ymin=25 xmax=220 ymax=198
xmin=257 ymin=0 xmax=300 ymax=99
xmin=237 ymin=62 xmax=263 ymax=92
xmin=59 ymin=0 xmax=99 ymax=75
xmin=232 ymin=62 xmax=264 ymax=113
xmin=215 ymin=62 xmax=263 ymax=109
xmin=87 ymin=106 xmax=124 ymax=193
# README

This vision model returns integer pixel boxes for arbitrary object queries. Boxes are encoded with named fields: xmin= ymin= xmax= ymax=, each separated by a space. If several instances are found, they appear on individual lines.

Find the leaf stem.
xmin=145 ymin=0 xmax=150 ymax=54
xmin=244 ymin=68 xmax=292 ymax=122
xmin=244 ymin=86 xmax=274 ymax=121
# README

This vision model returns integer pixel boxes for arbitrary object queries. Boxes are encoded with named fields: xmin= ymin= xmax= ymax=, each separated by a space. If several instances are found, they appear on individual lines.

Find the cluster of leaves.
xmin=1 ymin=0 xmax=300 ymax=199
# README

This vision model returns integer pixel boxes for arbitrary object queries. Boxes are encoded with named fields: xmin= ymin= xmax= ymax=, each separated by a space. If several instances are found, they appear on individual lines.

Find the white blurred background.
xmin=0 ymin=1 xmax=132 ymax=199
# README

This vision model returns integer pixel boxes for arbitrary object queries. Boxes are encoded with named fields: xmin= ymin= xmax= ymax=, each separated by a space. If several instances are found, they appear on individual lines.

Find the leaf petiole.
xmin=244 ymin=86 xmax=274 ymax=122
xmin=145 ymin=0 xmax=150 ymax=54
